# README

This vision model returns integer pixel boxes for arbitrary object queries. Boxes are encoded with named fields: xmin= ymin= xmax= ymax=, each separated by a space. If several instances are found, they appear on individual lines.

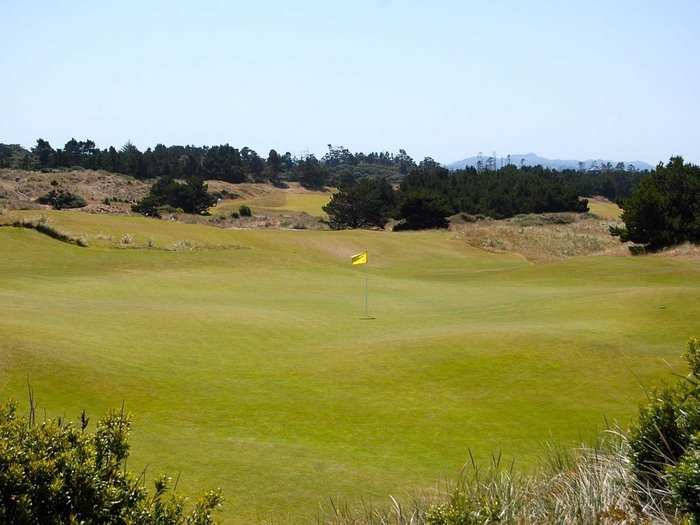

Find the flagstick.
xmin=364 ymin=254 xmax=368 ymax=318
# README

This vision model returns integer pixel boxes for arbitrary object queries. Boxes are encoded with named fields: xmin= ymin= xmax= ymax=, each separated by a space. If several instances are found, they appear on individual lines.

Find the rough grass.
xmin=0 ymin=168 xmax=150 ymax=212
xmin=1 ymin=212 xmax=699 ymax=523
xmin=321 ymin=437 xmax=677 ymax=524
xmin=453 ymin=212 xmax=628 ymax=261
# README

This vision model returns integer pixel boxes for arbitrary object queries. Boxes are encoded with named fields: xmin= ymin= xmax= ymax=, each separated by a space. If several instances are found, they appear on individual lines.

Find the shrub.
xmin=628 ymin=338 xmax=700 ymax=521
xmin=668 ymin=439 xmax=700 ymax=519
xmin=238 ymin=205 xmax=252 ymax=217
xmin=36 ymin=189 xmax=87 ymax=209
xmin=133 ymin=178 xmax=216 ymax=216
xmin=0 ymin=400 xmax=222 ymax=523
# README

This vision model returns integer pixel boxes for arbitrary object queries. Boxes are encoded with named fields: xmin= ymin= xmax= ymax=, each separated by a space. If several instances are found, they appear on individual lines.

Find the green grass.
xmin=587 ymin=198 xmax=623 ymax=220
xmin=214 ymin=187 xmax=332 ymax=217
xmin=1 ymin=211 xmax=699 ymax=523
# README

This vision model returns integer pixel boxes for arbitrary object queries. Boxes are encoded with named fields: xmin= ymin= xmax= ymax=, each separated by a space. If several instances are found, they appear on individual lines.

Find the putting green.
xmin=1 ymin=211 xmax=699 ymax=523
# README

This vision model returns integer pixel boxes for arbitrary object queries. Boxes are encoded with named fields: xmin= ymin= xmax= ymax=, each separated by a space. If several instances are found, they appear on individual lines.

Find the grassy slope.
xmin=587 ymin=198 xmax=623 ymax=220
xmin=214 ymin=185 xmax=331 ymax=217
xmin=1 ymin=211 xmax=699 ymax=523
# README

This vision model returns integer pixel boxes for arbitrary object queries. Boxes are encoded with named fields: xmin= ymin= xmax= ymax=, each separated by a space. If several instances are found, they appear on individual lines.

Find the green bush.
xmin=133 ymin=178 xmax=216 ymax=216
xmin=628 ymin=338 xmax=700 ymax=521
xmin=668 ymin=437 xmax=700 ymax=520
xmin=0 ymin=400 xmax=222 ymax=524
xmin=36 ymin=189 xmax=87 ymax=209
xmin=238 ymin=205 xmax=252 ymax=217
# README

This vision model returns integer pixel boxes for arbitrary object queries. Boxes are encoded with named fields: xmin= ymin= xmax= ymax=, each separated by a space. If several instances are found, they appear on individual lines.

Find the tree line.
xmin=1 ymin=139 xmax=645 ymax=199
xmin=323 ymin=158 xmax=647 ymax=230
xmin=0 ymin=140 xmax=414 ymax=189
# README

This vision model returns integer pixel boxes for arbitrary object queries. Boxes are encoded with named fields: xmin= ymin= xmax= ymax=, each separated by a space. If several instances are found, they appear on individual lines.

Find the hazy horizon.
xmin=2 ymin=0 xmax=699 ymax=164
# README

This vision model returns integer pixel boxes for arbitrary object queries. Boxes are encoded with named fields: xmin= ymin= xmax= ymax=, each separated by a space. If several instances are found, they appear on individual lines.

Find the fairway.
xmin=2 ymin=212 xmax=700 ymax=523
xmin=212 ymin=183 xmax=331 ymax=217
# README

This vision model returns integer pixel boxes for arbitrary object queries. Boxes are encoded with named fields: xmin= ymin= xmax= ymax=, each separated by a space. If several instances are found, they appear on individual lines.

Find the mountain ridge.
xmin=446 ymin=153 xmax=653 ymax=171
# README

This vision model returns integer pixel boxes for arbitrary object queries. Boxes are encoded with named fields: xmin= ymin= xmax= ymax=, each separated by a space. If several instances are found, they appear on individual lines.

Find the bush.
xmin=36 ymin=189 xmax=87 ymax=209
xmin=613 ymin=157 xmax=700 ymax=250
xmin=628 ymin=337 xmax=700 ymax=521
xmin=0 ymin=400 xmax=222 ymax=523
xmin=133 ymin=178 xmax=216 ymax=216
xmin=238 ymin=205 xmax=252 ymax=217
xmin=668 ymin=440 xmax=700 ymax=519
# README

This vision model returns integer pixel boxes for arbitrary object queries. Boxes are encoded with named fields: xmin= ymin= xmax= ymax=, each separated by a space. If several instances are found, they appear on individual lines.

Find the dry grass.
xmin=320 ymin=438 xmax=678 ymax=525
xmin=0 ymin=168 xmax=150 ymax=211
xmin=652 ymin=242 xmax=700 ymax=260
xmin=452 ymin=213 xmax=630 ymax=262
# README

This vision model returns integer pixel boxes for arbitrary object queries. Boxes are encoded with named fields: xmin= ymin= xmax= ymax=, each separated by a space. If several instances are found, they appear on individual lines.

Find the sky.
xmin=2 ymin=0 xmax=699 ymax=164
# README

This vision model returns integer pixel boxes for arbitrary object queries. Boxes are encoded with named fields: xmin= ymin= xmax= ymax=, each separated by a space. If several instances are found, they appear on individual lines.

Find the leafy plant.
xmin=0 ymin=398 xmax=222 ymax=524
xmin=628 ymin=337 xmax=700 ymax=521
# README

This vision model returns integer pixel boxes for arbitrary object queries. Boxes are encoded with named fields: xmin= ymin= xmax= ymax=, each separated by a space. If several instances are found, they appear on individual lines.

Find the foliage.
xmin=295 ymin=155 xmax=329 ymax=189
xmin=133 ymin=178 xmax=217 ymax=216
xmin=1 ymin=141 xmax=414 ymax=185
xmin=400 ymin=163 xmax=589 ymax=220
xmin=36 ymin=189 xmax=87 ymax=209
xmin=325 ymin=160 xmax=597 ymax=230
xmin=612 ymin=157 xmax=700 ymax=250
xmin=668 ymin=439 xmax=700 ymax=520
xmin=393 ymin=191 xmax=451 ymax=230
xmin=323 ymin=178 xmax=396 ymax=229
xmin=238 ymin=204 xmax=252 ymax=217
xmin=628 ymin=337 xmax=700 ymax=522
xmin=0 ymin=400 xmax=222 ymax=524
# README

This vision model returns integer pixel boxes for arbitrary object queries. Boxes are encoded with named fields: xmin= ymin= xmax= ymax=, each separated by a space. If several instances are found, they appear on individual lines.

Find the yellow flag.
xmin=351 ymin=251 xmax=367 ymax=266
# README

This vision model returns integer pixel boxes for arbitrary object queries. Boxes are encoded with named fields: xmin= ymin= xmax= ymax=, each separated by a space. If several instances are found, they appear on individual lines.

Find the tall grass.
xmin=320 ymin=436 xmax=679 ymax=525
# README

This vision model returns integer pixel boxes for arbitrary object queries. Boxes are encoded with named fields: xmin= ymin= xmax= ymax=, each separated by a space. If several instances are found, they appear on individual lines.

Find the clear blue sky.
xmin=2 ymin=0 xmax=699 ymax=164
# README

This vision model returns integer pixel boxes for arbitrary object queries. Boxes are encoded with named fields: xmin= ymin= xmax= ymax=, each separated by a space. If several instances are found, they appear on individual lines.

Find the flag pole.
xmin=364 ymin=250 xmax=368 ymax=318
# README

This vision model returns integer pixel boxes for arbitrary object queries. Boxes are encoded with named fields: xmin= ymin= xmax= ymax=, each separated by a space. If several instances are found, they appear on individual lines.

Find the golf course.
xmin=2 ymin=208 xmax=699 ymax=523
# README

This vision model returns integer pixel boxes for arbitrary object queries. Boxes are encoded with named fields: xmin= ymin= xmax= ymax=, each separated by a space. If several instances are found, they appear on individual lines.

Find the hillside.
xmin=0 ymin=168 xmax=150 ymax=212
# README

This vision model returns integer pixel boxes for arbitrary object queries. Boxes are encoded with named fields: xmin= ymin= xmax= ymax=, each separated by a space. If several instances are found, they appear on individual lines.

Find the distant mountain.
xmin=446 ymin=153 xmax=653 ymax=172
